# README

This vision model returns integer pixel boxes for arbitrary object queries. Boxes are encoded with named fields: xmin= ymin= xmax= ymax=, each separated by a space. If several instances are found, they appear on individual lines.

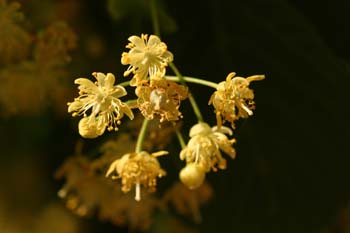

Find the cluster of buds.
xmin=66 ymin=33 xmax=264 ymax=201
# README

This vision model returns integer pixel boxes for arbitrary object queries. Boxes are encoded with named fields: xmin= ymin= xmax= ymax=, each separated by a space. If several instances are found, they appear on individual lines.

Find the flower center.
xmin=150 ymin=89 xmax=168 ymax=110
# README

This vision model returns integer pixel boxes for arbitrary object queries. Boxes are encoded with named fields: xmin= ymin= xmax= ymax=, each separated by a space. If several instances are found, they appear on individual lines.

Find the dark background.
xmin=0 ymin=0 xmax=349 ymax=232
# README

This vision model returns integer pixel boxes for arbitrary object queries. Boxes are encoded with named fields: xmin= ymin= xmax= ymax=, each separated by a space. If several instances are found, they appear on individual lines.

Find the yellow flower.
xmin=180 ymin=122 xmax=236 ymax=173
xmin=106 ymin=151 xmax=167 ymax=201
xmin=135 ymin=72 xmax=188 ymax=122
xmin=209 ymin=72 xmax=265 ymax=128
xmin=121 ymin=34 xmax=173 ymax=86
xmin=68 ymin=72 xmax=134 ymax=138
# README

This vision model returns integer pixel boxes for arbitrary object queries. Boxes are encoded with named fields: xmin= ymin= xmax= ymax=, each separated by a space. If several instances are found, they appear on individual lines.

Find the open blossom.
xmin=106 ymin=151 xmax=167 ymax=201
xmin=135 ymin=72 xmax=188 ymax=122
xmin=209 ymin=72 xmax=265 ymax=128
xmin=121 ymin=34 xmax=173 ymax=86
xmin=180 ymin=122 xmax=236 ymax=173
xmin=68 ymin=72 xmax=134 ymax=138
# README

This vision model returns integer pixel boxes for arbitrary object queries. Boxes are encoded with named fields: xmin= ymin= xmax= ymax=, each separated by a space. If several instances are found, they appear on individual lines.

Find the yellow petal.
xmin=113 ymin=85 xmax=127 ymax=98
xmin=67 ymin=100 xmax=83 ymax=113
xmin=105 ymin=159 xmax=119 ymax=177
xmin=105 ymin=73 xmax=116 ymax=89
xmin=147 ymin=35 xmax=161 ymax=47
xmin=75 ymin=78 xmax=98 ymax=93
xmin=246 ymin=74 xmax=265 ymax=83
xmin=189 ymin=122 xmax=211 ymax=137
xmin=225 ymin=72 xmax=236 ymax=82
xmin=128 ymin=35 xmax=146 ymax=48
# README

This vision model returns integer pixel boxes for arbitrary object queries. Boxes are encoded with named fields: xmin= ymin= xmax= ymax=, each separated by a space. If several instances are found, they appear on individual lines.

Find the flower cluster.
xmin=66 ymin=33 xmax=264 ymax=207
xmin=178 ymin=72 xmax=264 ymax=189
xmin=0 ymin=21 xmax=76 ymax=116
xmin=56 ymin=138 xmax=212 ymax=231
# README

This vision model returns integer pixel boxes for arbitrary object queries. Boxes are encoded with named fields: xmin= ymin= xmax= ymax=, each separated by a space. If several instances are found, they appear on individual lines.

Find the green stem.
xmin=169 ymin=62 xmax=204 ymax=122
xmin=149 ymin=0 xmax=203 ymax=122
xmin=119 ymin=80 xmax=130 ymax=87
xmin=165 ymin=76 xmax=218 ymax=89
xmin=150 ymin=0 xmax=160 ymax=37
xmin=119 ymin=76 xmax=218 ymax=89
xmin=135 ymin=119 xmax=149 ymax=153
xmin=125 ymin=99 xmax=138 ymax=108
xmin=175 ymin=128 xmax=186 ymax=149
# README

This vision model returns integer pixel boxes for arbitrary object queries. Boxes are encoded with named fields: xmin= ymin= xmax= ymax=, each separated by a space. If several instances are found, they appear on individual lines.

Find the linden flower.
xmin=68 ymin=72 xmax=134 ymax=138
xmin=135 ymin=72 xmax=188 ymax=122
xmin=106 ymin=151 xmax=167 ymax=201
xmin=121 ymin=34 xmax=173 ymax=86
xmin=209 ymin=72 xmax=265 ymax=128
xmin=180 ymin=122 xmax=236 ymax=173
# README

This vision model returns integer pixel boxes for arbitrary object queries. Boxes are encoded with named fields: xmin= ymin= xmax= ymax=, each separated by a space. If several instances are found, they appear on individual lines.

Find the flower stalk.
xmin=175 ymin=128 xmax=186 ymax=149
xmin=165 ymin=76 xmax=218 ymax=89
xmin=136 ymin=119 xmax=149 ymax=153
xmin=119 ymin=75 xmax=218 ymax=89
xmin=169 ymin=62 xmax=204 ymax=122
xmin=150 ymin=0 xmax=161 ymax=37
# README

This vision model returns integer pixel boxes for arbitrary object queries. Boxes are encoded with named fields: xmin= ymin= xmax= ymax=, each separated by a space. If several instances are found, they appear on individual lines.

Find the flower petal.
xmin=105 ymin=73 xmax=116 ymax=89
xmin=119 ymin=103 xmax=134 ymax=120
xmin=112 ymin=85 xmax=128 ymax=98
xmin=128 ymin=35 xmax=146 ymax=49
xmin=189 ymin=122 xmax=211 ymax=137
xmin=105 ymin=159 xmax=119 ymax=177
xmin=67 ymin=100 xmax=84 ymax=113
xmin=212 ymin=125 xmax=233 ymax=136
xmin=246 ymin=74 xmax=265 ymax=83
xmin=147 ymin=35 xmax=161 ymax=47
xmin=75 ymin=78 xmax=98 ymax=93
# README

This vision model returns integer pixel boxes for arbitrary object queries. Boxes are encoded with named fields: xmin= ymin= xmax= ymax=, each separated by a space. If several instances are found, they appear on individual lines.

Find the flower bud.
xmin=179 ymin=163 xmax=206 ymax=190
xmin=78 ymin=117 xmax=105 ymax=138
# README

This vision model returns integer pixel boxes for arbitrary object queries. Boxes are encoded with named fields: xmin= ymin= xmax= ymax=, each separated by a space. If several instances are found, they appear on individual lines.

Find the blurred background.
xmin=0 ymin=0 xmax=349 ymax=232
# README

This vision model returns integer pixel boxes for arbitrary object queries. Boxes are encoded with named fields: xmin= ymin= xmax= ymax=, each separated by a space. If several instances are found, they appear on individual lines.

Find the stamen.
xmin=135 ymin=183 xmax=141 ymax=201
xmin=241 ymin=103 xmax=253 ymax=115
xmin=195 ymin=144 xmax=200 ymax=163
